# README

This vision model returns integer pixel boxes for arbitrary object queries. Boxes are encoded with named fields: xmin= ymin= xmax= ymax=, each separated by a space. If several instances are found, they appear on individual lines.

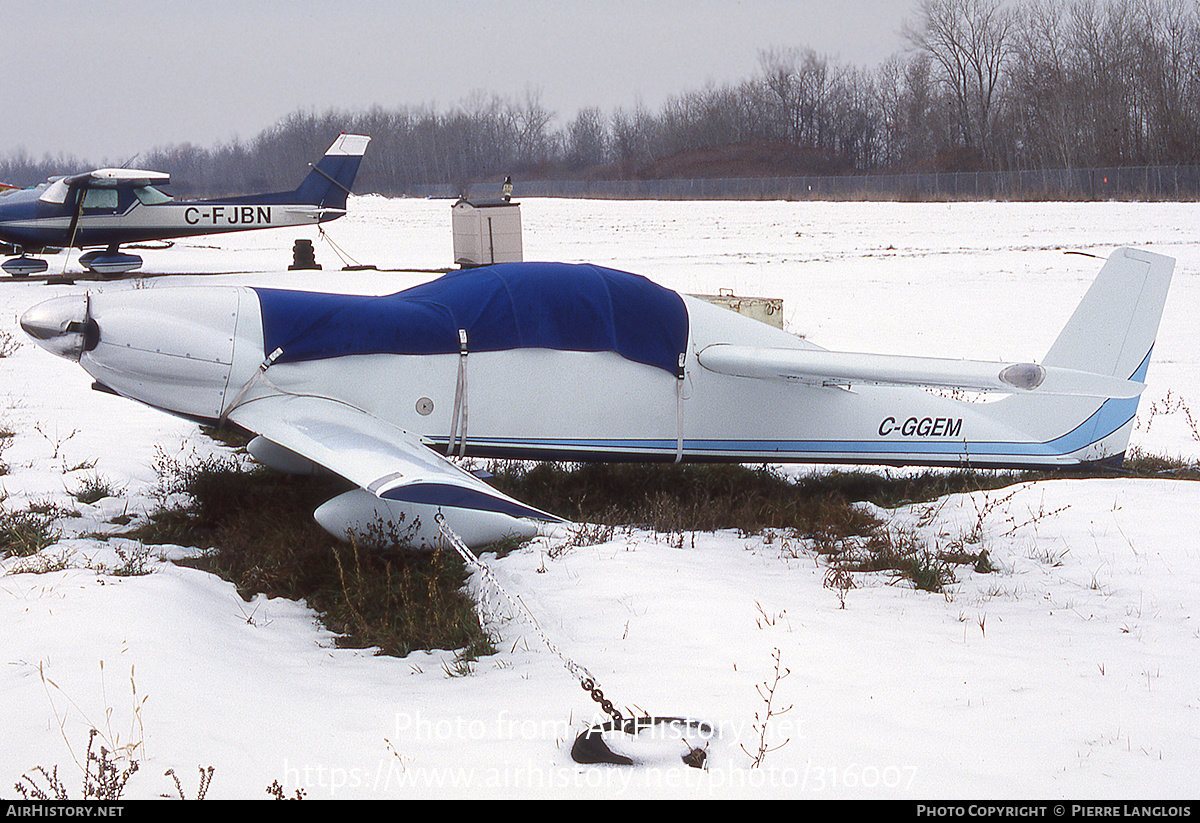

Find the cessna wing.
xmin=67 ymin=168 xmax=171 ymax=187
xmin=696 ymin=344 xmax=1146 ymax=398
xmin=38 ymin=169 xmax=171 ymax=204
xmin=226 ymin=392 xmax=563 ymax=549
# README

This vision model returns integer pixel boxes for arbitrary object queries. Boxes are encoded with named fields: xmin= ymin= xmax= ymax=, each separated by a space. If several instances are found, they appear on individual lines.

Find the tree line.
xmin=4 ymin=0 xmax=1200 ymax=197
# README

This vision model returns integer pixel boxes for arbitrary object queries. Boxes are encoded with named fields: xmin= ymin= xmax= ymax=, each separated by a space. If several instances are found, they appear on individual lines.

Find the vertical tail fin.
xmin=293 ymin=134 xmax=371 ymax=209
xmin=983 ymin=248 xmax=1174 ymax=465
xmin=1042 ymin=248 xmax=1173 ymax=382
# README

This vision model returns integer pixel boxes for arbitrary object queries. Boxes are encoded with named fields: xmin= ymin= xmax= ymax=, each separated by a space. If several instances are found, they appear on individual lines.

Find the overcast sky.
xmin=1 ymin=0 xmax=917 ymax=165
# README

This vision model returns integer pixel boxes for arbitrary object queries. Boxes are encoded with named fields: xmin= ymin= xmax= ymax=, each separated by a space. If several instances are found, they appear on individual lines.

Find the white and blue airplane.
xmin=20 ymin=248 xmax=1173 ymax=549
xmin=0 ymin=134 xmax=370 ymax=276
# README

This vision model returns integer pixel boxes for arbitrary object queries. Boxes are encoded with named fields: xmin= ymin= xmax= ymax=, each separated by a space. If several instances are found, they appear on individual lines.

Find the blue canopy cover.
xmin=252 ymin=262 xmax=689 ymax=375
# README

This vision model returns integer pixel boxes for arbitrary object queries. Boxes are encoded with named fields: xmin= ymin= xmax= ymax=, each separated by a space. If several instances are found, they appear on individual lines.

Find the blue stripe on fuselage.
xmin=426 ymin=348 xmax=1154 ymax=467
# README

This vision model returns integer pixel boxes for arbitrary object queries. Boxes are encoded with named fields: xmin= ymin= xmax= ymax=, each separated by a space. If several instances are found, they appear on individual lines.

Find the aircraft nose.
xmin=19 ymin=295 xmax=99 ymax=361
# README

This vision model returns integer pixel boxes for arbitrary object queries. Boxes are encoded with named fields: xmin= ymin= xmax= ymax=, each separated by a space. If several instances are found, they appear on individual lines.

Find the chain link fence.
xmin=406 ymin=165 xmax=1200 ymax=201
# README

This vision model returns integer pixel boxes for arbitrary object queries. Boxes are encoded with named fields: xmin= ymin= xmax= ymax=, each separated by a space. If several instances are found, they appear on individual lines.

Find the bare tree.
xmin=508 ymin=86 xmax=556 ymax=167
xmin=565 ymin=107 xmax=608 ymax=169
xmin=1067 ymin=0 xmax=1140 ymax=164
xmin=832 ymin=67 xmax=882 ymax=169
xmin=759 ymin=46 xmax=805 ymax=143
xmin=758 ymin=47 xmax=839 ymax=149
xmin=905 ymin=0 xmax=1016 ymax=161
xmin=1133 ymin=0 xmax=1200 ymax=163
xmin=1005 ymin=0 xmax=1076 ymax=168
xmin=610 ymin=104 xmax=660 ymax=166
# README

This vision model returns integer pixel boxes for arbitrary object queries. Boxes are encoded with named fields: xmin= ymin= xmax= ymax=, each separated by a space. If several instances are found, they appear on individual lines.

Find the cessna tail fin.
xmin=292 ymin=134 xmax=371 ymax=210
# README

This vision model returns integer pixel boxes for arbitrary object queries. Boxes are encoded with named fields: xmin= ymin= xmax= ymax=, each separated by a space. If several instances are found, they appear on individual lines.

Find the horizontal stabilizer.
xmin=280 ymin=207 xmax=345 ymax=216
xmin=697 ymin=344 xmax=1145 ymax=398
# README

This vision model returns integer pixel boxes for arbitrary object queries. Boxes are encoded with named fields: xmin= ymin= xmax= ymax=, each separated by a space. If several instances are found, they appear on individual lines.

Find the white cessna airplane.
xmin=1 ymin=134 xmax=370 ymax=275
xmin=20 ymin=248 xmax=1173 ymax=548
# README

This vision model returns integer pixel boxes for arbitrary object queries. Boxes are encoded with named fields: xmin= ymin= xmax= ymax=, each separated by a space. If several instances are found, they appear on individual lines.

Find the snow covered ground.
xmin=1 ymin=197 xmax=1197 ymax=799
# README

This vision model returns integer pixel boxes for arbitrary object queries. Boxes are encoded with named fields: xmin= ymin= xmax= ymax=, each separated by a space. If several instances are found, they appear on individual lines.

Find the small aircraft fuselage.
xmin=19 ymin=253 xmax=1175 ymax=549
xmin=1 ymin=134 xmax=370 ymax=275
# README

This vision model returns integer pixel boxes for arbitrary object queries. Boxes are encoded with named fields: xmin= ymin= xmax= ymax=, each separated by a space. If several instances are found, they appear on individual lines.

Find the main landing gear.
xmin=3 ymin=244 xmax=143 ymax=278
xmin=1 ymin=255 xmax=48 ymax=276
xmin=78 ymin=246 xmax=143 ymax=275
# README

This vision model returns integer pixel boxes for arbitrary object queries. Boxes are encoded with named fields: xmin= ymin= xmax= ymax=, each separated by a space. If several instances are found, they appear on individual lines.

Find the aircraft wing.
xmin=226 ymin=393 xmax=562 ymax=523
xmin=696 ymin=344 xmax=1145 ymax=398
xmin=64 ymin=168 xmax=171 ymax=187
xmin=38 ymin=169 xmax=172 ymax=204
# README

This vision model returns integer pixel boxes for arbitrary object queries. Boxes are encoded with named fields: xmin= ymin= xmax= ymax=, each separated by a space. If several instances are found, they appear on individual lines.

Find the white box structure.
xmin=452 ymin=198 xmax=523 ymax=267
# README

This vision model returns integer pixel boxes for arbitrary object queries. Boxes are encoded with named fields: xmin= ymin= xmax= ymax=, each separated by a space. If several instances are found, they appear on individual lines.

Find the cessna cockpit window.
xmin=81 ymin=188 xmax=118 ymax=210
xmin=133 ymin=186 xmax=173 ymax=205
